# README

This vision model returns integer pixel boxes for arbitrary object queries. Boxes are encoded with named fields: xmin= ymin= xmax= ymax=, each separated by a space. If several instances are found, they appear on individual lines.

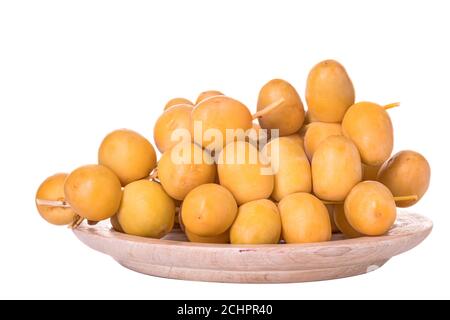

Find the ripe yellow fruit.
xmin=35 ymin=173 xmax=77 ymax=225
xmin=164 ymin=97 xmax=193 ymax=110
xmin=158 ymin=142 xmax=216 ymax=200
xmin=230 ymin=199 xmax=281 ymax=244
xmin=333 ymin=205 xmax=362 ymax=238
xmin=117 ymin=180 xmax=175 ymax=238
xmin=196 ymin=90 xmax=224 ymax=104
xmin=64 ymin=165 xmax=122 ymax=221
xmin=191 ymin=96 xmax=253 ymax=150
xmin=185 ymin=229 xmax=230 ymax=244
xmin=257 ymin=79 xmax=305 ymax=136
xmin=153 ymin=104 xmax=193 ymax=153
xmin=98 ymin=129 xmax=157 ymax=186
xmin=278 ymin=193 xmax=332 ymax=244
xmin=304 ymin=122 xmax=342 ymax=160
xmin=344 ymin=181 xmax=397 ymax=236
xmin=312 ymin=136 xmax=362 ymax=201
xmin=377 ymin=150 xmax=430 ymax=207
xmin=263 ymin=136 xmax=311 ymax=201
xmin=306 ymin=60 xmax=355 ymax=123
xmin=342 ymin=102 xmax=394 ymax=166
xmin=182 ymin=184 xmax=238 ymax=237
xmin=218 ymin=141 xmax=274 ymax=205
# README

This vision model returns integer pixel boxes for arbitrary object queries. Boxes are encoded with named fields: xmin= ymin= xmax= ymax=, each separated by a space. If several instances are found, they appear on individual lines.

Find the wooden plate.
xmin=73 ymin=211 xmax=432 ymax=283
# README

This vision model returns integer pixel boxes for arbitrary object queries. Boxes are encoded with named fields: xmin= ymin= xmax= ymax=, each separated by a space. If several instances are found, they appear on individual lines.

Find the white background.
xmin=0 ymin=0 xmax=449 ymax=299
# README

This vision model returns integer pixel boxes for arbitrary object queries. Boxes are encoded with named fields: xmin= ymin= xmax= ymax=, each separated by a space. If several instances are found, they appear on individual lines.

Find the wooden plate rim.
xmin=73 ymin=211 xmax=433 ymax=251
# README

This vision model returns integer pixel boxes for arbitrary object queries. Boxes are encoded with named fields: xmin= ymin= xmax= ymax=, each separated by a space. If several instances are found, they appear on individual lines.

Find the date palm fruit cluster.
xmin=36 ymin=59 xmax=430 ymax=244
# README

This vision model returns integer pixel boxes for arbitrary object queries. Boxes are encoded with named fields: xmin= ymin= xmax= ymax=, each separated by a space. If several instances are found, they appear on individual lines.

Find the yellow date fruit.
xmin=99 ymin=129 xmax=157 ymax=186
xmin=257 ymin=79 xmax=305 ymax=136
xmin=304 ymin=122 xmax=342 ymax=160
xmin=312 ymin=136 xmax=362 ymax=201
xmin=263 ymin=136 xmax=311 ymax=201
xmin=306 ymin=60 xmax=355 ymax=123
xmin=36 ymin=173 xmax=77 ymax=225
xmin=377 ymin=150 xmax=430 ymax=207
xmin=158 ymin=142 xmax=216 ymax=200
xmin=64 ymin=165 xmax=122 ymax=221
xmin=342 ymin=102 xmax=394 ymax=166
xmin=218 ymin=141 xmax=274 ymax=205
xmin=344 ymin=181 xmax=397 ymax=236
xmin=117 ymin=180 xmax=175 ymax=238
xmin=192 ymin=96 xmax=252 ymax=150
xmin=279 ymin=193 xmax=332 ymax=244
xmin=154 ymin=104 xmax=193 ymax=153
xmin=182 ymin=183 xmax=237 ymax=237
xmin=230 ymin=199 xmax=281 ymax=244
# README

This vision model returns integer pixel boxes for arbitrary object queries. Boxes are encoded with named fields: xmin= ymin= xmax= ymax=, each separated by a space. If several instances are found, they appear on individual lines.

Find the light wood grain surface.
xmin=73 ymin=211 xmax=432 ymax=283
